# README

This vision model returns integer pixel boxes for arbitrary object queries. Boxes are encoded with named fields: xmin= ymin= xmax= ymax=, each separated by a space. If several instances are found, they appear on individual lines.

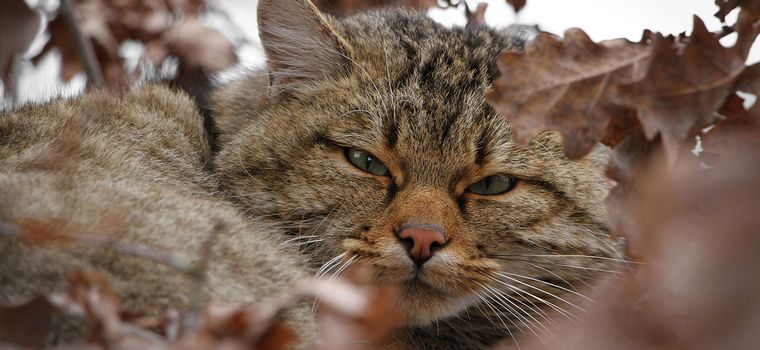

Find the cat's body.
xmin=0 ymin=86 xmax=316 ymax=344
xmin=0 ymin=1 xmax=618 ymax=349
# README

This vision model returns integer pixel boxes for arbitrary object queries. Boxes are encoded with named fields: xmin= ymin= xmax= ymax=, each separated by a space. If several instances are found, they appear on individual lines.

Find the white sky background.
xmin=4 ymin=0 xmax=759 ymax=105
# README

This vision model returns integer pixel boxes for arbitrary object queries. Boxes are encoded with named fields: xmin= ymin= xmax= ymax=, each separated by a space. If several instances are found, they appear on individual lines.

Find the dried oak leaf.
xmin=604 ymin=131 xmax=660 ymax=244
xmin=484 ymin=28 xmax=647 ymax=159
xmin=36 ymin=0 xmax=131 ymax=86
xmin=0 ymin=1 xmax=41 ymax=84
xmin=303 ymin=268 xmax=403 ymax=350
xmin=715 ymin=0 xmax=760 ymax=22
xmin=507 ymin=0 xmax=527 ymax=13
xmin=66 ymin=270 xmax=166 ymax=349
xmin=0 ymin=297 xmax=58 ymax=348
xmin=612 ymin=17 xmax=750 ymax=162
xmin=193 ymin=303 xmax=296 ymax=350
xmin=701 ymin=104 xmax=760 ymax=160
xmin=163 ymin=18 xmax=238 ymax=74
xmin=466 ymin=3 xmax=489 ymax=27
xmin=737 ymin=61 xmax=760 ymax=92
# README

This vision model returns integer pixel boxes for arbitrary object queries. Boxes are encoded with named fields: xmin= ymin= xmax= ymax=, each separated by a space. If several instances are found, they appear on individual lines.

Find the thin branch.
xmin=183 ymin=221 xmax=224 ymax=331
xmin=58 ymin=0 xmax=104 ymax=89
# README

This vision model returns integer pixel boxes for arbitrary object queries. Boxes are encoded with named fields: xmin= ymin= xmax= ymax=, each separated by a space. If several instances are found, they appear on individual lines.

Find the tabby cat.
xmin=0 ymin=0 xmax=618 ymax=349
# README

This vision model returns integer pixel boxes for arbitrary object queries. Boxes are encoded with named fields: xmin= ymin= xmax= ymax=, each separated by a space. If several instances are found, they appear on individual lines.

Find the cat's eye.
xmin=345 ymin=148 xmax=390 ymax=176
xmin=467 ymin=174 xmax=516 ymax=195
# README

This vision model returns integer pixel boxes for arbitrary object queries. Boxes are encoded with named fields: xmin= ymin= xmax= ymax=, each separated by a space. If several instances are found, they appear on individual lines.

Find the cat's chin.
xmin=397 ymin=279 xmax=477 ymax=326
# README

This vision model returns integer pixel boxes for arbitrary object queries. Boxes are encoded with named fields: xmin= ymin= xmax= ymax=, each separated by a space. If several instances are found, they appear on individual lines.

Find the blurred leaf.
xmin=32 ymin=0 xmax=236 ymax=89
xmin=466 ymin=3 xmax=489 ymax=27
xmin=715 ymin=0 xmax=760 ymax=21
xmin=303 ymin=268 xmax=403 ymax=350
xmin=507 ymin=0 xmax=526 ymax=13
xmin=163 ymin=18 xmax=238 ymax=74
xmin=0 ymin=1 xmax=41 ymax=84
xmin=0 ymin=297 xmax=57 ymax=348
xmin=701 ymin=63 xmax=760 ymax=159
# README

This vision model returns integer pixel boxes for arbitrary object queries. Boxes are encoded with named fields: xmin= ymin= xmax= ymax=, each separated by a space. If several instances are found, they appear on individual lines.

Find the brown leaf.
xmin=0 ymin=1 xmax=41 ymax=84
xmin=716 ymin=0 xmax=740 ymax=21
xmin=701 ymin=97 xmax=760 ymax=159
xmin=485 ymin=29 xmax=647 ymax=158
xmin=35 ymin=1 xmax=129 ymax=86
xmin=611 ymin=17 xmax=748 ymax=162
xmin=303 ymin=268 xmax=403 ymax=350
xmin=715 ymin=0 xmax=760 ymax=21
xmin=506 ymin=0 xmax=526 ymax=13
xmin=163 ymin=18 xmax=238 ymax=74
xmin=0 ymin=297 xmax=58 ymax=348
xmin=717 ymin=93 xmax=748 ymax=118
xmin=737 ymin=61 xmax=760 ymax=92
xmin=604 ymin=130 xmax=661 ymax=249
xmin=199 ymin=303 xmax=296 ymax=348
xmin=517 ymin=152 xmax=760 ymax=350
xmin=466 ymin=3 xmax=489 ymax=27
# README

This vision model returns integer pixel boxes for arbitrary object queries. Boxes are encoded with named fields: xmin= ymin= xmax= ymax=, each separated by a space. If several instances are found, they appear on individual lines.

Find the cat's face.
xmin=216 ymin=0 xmax=617 ymax=327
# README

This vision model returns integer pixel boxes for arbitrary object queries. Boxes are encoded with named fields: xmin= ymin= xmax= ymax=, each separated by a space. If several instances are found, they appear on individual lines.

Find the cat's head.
xmin=215 ymin=0 xmax=618 ymax=327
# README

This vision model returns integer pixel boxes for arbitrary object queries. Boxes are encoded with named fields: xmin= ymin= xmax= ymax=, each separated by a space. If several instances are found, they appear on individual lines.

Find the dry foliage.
xmin=485 ymin=14 xmax=759 ymax=162
xmin=0 ymin=0 xmax=513 ymax=92
xmin=1 ymin=0 xmax=237 ymax=91
xmin=486 ymin=1 xmax=760 ymax=349
xmin=0 ymin=1 xmax=41 ymax=89
xmin=0 ymin=251 xmax=401 ymax=350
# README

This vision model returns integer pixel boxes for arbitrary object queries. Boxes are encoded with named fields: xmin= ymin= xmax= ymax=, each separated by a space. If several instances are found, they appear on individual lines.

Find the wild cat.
xmin=0 ymin=0 xmax=618 ymax=349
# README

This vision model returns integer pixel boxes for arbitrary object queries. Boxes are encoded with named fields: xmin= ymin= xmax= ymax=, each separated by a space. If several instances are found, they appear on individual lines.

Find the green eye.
xmin=467 ymin=175 xmax=516 ymax=195
xmin=345 ymin=148 xmax=390 ymax=176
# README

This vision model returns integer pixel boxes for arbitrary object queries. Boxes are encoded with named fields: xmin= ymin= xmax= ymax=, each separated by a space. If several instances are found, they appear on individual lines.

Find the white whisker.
xmin=487 ymin=275 xmax=578 ymax=323
xmin=472 ymin=289 xmax=521 ymax=350
xmin=493 ymin=272 xmax=585 ymax=312
xmin=500 ymin=271 xmax=594 ymax=303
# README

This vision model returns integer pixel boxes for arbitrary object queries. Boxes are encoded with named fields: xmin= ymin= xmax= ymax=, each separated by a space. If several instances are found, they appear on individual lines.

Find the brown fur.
xmin=0 ymin=86 xmax=314 ymax=345
xmin=213 ymin=1 xmax=619 ymax=348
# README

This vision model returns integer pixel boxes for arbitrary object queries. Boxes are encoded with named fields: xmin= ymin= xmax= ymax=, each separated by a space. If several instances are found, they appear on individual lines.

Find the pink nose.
xmin=398 ymin=226 xmax=447 ymax=265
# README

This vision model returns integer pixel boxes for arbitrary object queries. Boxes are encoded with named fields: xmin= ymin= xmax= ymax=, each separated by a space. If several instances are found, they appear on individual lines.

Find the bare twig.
xmin=183 ymin=221 xmax=224 ymax=330
xmin=58 ymin=0 xmax=104 ymax=89
xmin=75 ymin=235 xmax=193 ymax=272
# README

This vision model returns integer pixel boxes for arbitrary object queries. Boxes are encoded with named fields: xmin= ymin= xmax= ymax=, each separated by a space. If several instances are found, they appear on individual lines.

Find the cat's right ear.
xmin=257 ymin=0 xmax=353 ymax=94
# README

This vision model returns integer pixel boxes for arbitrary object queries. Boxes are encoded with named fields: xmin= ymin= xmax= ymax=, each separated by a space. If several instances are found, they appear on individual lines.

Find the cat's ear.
xmin=257 ymin=0 xmax=353 ymax=93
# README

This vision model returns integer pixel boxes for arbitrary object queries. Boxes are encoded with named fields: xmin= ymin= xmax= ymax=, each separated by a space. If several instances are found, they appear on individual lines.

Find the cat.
xmin=212 ymin=0 xmax=618 ymax=347
xmin=0 ymin=0 xmax=619 ymax=349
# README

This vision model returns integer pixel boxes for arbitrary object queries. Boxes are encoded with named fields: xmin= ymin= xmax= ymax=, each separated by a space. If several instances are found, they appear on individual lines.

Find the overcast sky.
xmin=432 ymin=0 xmax=758 ymax=63
xmin=220 ymin=0 xmax=759 ymax=64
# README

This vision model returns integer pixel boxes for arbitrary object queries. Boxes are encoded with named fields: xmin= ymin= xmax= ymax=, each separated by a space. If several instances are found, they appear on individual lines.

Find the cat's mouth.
xmin=395 ymin=271 xmax=482 ymax=325
xmin=340 ymin=235 xmax=494 ymax=325
xmin=361 ymin=256 xmax=491 ymax=325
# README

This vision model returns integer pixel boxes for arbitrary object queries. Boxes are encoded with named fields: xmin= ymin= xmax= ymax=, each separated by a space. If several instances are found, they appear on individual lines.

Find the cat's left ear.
xmin=257 ymin=0 xmax=353 ymax=94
